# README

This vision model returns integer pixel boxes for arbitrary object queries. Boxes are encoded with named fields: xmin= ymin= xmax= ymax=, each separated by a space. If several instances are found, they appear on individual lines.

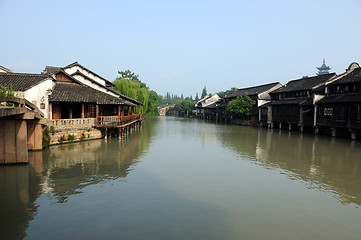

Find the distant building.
xmin=195 ymin=94 xmax=220 ymax=119
xmin=217 ymin=82 xmax=282 ymax=122
xmin=317 ymin=59 xmax=331 ymax=75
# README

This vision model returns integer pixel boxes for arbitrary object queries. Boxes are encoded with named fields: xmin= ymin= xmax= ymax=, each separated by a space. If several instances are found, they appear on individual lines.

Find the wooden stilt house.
xmin=316 ymin=62 xmax=361 ymax=139
xmin=268 ymin=73 xmax=336 ymax=131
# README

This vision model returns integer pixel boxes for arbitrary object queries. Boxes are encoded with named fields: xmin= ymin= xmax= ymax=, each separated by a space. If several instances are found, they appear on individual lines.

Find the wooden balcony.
xmin=96 ymin=114 xmax=142 ymax=128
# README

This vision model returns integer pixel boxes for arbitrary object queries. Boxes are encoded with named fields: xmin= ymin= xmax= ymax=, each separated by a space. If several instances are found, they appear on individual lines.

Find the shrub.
xmin=42 ymin=126 xmax=50 ymax=148
xmin=80 ymin=132 xmax=85 ymax=140
xmin=50 ymin=125 xmax=55 ymax=135
xmin=59 ymin=135 xmax=66 ymax=143
xmin=67 ymin=134 xmax=75 ymax=142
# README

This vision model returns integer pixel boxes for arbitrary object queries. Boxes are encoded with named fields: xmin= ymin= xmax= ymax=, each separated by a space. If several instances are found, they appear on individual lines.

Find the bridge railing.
xmin=0 ymin=96 xmax=44 ymax=119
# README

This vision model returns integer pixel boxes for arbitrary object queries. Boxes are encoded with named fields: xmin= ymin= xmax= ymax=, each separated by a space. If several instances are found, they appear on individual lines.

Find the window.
xmin=324 ymin=108 xmax=333 ymax=116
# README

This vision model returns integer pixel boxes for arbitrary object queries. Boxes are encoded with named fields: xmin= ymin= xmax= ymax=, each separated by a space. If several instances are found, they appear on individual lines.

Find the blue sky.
xmin=1 ymin=0 xmax=361 ymax=97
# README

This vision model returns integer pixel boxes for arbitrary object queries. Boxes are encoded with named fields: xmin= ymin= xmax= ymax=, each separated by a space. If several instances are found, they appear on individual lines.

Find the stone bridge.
xmin=158 ymin=105 xmax=174 ymax=116
xmin=0 ymin=96 xmax=44 ymax=164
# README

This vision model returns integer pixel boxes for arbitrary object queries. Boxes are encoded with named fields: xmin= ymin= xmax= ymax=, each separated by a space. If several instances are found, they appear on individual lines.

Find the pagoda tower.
xmin=317 ymin=59 xmax=331 ymax=75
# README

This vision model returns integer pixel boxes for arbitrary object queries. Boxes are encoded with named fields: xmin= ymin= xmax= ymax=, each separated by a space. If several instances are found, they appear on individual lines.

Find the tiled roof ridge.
xmin=287 ymin=73 xmax=336 ymax=84
xmin=0 ymin=72 xmax=52 ymax=77
xmin=326 ymin=66 xmax=361 ymax=85
xmin=236 ymin=82 xmax=280 ymax=91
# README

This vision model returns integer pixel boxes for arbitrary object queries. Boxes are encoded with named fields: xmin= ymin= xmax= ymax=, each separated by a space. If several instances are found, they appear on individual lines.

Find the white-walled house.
xmin=42 ymin=62 xmax=141 ymax=106
xmin=1 ymin=62 xmax=142 ymax=121
xmin=0 ymin=72 xmax=55 ymax=119
xmin=43 ymin=62 xmax=119 ymax=97
xmin=195 ymin=94 xmax=220 ymax=118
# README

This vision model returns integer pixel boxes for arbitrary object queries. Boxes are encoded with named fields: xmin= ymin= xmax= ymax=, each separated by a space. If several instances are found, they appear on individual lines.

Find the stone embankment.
xmin=46 ymin=118 xmax=102 ymax=145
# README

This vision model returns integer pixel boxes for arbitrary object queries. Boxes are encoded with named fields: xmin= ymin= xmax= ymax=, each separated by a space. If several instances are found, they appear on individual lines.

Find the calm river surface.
xmin=1 ymin=117 xmax=361 ymax=240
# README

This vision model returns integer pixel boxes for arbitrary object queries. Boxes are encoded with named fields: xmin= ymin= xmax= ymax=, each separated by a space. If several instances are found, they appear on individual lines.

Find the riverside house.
xmin=316 ymin=62 xmax=361 ymax=139
xmin=195 ymin=94 xmax=220 ymax=119
xmin=0 ymin=62 xmax=142 ymax=144
xmin=268 ymin=73 xmax=337 ymax=132
xmin=216 ymin=82 xmax=282 ymax=123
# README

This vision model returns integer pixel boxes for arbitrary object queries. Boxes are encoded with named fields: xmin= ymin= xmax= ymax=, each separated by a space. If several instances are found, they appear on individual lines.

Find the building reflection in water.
xmin=220 ymin=126 xmax=361 ymax=206
xmin=0 ymin=119 xmax=156 ymax=240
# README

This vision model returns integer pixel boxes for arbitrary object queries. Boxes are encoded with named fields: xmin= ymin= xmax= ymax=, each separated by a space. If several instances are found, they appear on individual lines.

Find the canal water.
xmin=1 ymin=117 xmax=361 ymax=240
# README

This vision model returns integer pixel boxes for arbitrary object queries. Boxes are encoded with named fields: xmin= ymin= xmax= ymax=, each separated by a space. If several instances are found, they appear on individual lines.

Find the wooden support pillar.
xmin=118 ymin=105 xmax=121 ymax=120
xmin=350 ymin=129 xmax=356 ymax=140
xmin=314 ymin=127 xmax=319 ymax=135
xmin=279 ymin=122 xmax=282 ymax=130
xmin=49 ymin=102 xmax=51 ymax=119
xmin=299 ymin=125 xmax=304 ymax=133
xmin=288 ymin=123 xmax=292 ymax=131
xmin=139 ymin=105 xmax=141 ymax=115
xmin=118 ymin=128 xmax=122 ymax=139
xmin=122 ymin=106 xmax=124 ymax=117
xmin=69 ymin=106 xmax=73 ymax=119
xmin=81 ymin=104 xmax=85 ymax=118
xmin=96 ymin=105 xmax=99 ymax=123
xmin=331 ymin=128 xmax=336 ymax=137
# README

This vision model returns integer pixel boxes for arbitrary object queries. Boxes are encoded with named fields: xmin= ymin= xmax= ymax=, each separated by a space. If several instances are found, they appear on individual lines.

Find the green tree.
xmin=0 ymin=84 xmax=15 ymax=97
xmin=118 ymin=70 xmax=140 ymax=82
xmin=201 ymin=86 xmax=207 ymax=99
xmin=148 ymin=90 xmax=159 ymax=115
xmin=226 ymin=93 xmax=257 ymax=119
xmin=217 ymin=87 xmax=238 ymax=98
xmin=181 ymin=100 xmax=195 ymax=115
xmin=113 ymin=70 xmax=158 ymax=114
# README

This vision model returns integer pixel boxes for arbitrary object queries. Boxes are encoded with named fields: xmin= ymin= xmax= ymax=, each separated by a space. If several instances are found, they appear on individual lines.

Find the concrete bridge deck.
xmin=0 ymin=97 xmax=44 ymax=164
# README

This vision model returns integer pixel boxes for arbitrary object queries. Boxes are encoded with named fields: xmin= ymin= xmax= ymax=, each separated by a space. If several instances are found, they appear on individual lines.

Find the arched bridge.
xmin=158 ymin=105 xmax=174 ymax=116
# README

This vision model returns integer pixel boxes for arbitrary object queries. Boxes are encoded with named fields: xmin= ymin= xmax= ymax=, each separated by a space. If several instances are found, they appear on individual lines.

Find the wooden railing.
xmin=97 ymin=114 xmax=142 ymax=127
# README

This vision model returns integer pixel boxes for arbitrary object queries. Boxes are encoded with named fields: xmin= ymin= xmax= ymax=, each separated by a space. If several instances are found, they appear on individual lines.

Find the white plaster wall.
xmin=313 ymin=94 xmax=324 ymax=104
xmin=70 ymin=74 xmax=118 ymax=97
xmin=258 ymin=99 xmax=269 ymax=107
xmin=203 ymin=94 xmax=220 ymax=107
xmin=258 ymin=83 xmax=282 ymax=101
xmin=64 ymin=65 xmax=118 ymax=97
xmin=64 ymin=66 xmax=106 ymax=86
xmin=23 ymin=79 xmax=55 ymax=119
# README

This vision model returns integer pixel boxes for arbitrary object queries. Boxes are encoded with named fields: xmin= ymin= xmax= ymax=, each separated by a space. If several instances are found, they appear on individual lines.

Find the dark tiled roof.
xmin=0 ymin=73 xmax=53 ymax=91
xmin=328 ymin=67 xmax=361 ymax=85
xmin=64 ymin=61 xmax=114 ymax=86
xmin=49 ymin=83 xmax=136 ymax=105
xmin=225 ymin=82 xmax=281 ymax=99
xmin=317 ymin=93 xmax=361 ymax=104
xmin=270 ymin=97 xmax=313 ymax=106
xmin=71 ymin=71 xmax=142 ymax=105
xmin=43 ymin=66 xmax=62 ymax=74
xmin=271 ymin=73 xmax=336 ymax=94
